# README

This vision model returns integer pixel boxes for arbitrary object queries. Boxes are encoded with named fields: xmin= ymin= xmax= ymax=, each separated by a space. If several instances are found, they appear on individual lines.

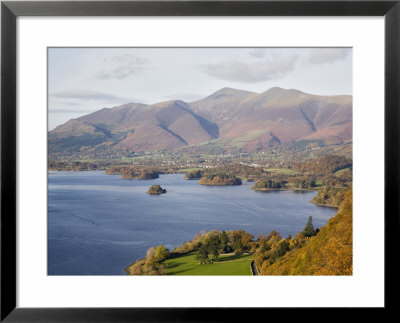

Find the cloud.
xmin=202 ymin=55 xmax=298 ymax=83
xmin=308 ymin=48 xmax=351 ymax=64
xmin=51 ymin=90 xmax=122 ymax=101
xmin=64 ymin=102 xmax=80 ymax=106
xmin=162 ymin=93 xmax=206 ymax=102
xmin=97 ymin=55 xmax=149 ymax=79
xmin=50 ymin=90 xmax=144 ymax=104
xmin=49 ymin=108 xmax=95 ymax=114
xmin=249 ymin=49 xmax=266 ymax=58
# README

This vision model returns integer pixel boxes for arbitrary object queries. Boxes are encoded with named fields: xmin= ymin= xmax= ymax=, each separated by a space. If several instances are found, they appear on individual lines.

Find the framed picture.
xmin=1 ymin=0 xmax=398 ymax=320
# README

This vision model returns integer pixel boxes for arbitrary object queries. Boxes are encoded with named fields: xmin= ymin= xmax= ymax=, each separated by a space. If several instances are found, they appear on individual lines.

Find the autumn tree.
xmin=146 ymin=247 xmax=156 ymax=259
xmin=154 ymin=245 xmax=169 ymax=261
xmin=276 ymin=239 xmax=290 ymax=257
xmin=138 ymin=246 xmax=169 ymax=275
xmin=267 ymin=230 xmax=281 ymax=245
xmin=241 ymin=231 xmax=254 ymax=251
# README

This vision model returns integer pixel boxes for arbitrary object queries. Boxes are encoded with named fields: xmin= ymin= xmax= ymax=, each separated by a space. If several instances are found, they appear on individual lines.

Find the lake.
xmin=48 ymin=171 xmax=337 ymax=275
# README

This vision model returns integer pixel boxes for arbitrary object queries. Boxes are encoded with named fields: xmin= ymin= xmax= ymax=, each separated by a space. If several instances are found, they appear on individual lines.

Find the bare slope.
xmin=49 ymin=100 xmax=218 ymax=154
xmin=190 ymin=87 xmax=352 ymax=151
xmin=115 ymin=100 xmax=219 ymax=152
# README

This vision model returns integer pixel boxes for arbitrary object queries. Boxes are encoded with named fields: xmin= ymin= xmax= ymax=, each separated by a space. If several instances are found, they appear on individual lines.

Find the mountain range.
xmin=49 ymin=87 xmax=352 ymax=157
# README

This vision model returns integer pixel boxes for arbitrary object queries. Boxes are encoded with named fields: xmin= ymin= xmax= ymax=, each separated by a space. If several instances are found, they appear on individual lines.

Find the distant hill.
xmin=49 ymin=100 xmax=218 ymax=155
xmin=49 ymin=87 xmax=352 ymax=157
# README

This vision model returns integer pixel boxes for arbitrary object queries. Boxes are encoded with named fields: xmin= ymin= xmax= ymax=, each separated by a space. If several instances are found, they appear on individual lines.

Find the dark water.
xmin=48 ymin=171 xmax=337 ymax=275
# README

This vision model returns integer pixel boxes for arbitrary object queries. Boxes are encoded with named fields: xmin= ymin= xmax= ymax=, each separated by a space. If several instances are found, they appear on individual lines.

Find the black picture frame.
xmin=1 ymin=0 xmax=399 ymax=321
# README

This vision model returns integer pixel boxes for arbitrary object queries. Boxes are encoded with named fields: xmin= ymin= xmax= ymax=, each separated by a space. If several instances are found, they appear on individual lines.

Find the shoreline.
xmin=251 ymin=187 xmax=318 ymax=192
xmin=198 ymin=183 xmax=242 ymax=186
xmin=312 ymin=203 xmax=339 ymax=208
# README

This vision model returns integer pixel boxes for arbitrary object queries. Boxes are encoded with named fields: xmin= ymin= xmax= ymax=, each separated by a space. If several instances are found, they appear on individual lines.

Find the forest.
xmin=105 ymin=166 xmax=159 ymax=179
xmin=198 ymin=173 xmax=242 ymax=186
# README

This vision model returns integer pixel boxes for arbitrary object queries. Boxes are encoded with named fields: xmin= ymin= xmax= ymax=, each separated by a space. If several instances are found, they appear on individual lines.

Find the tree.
xmin=154 ymin=245 xmax=169 ymax=261
xmin=143 ymin=246 xmax=169 ymax=275
xmin=219 ymin=230 xmax=229 ymax=253
xmin=267 ymin=230 xmax=281 ymax=245
xmin=276 ymin=239 xmax=290 ymax=257
xmin=233 ymin=239 xmax=244 ymax=255
xmin=207 ymin=236 xmax=220 ymax=262
xmin=259 ymin=238 xmax=270 ymax=253
xmin=241 ymin=231 xmax=254 ymax=251
xmin=146 ymin=247 xmax=156 ymax=259
xmin=144 ymin=256 xmax=157 ymax=274
xmin=195 ymin=244 xmax=209 ymax=265
xmin=184 ymin=169 xmax=202 ymax=179
xmin=302 ymin=216 xmax=316 ymax=237
xmin=157 ymin=263 xmax=167 ymax=275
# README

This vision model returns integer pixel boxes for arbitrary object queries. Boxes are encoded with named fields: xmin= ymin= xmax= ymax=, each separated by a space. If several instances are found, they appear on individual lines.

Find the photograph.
xmin=2 ymin=0 xmax=397 ymax=318
xmin=47 ymin=47 xmax=353 ymax=276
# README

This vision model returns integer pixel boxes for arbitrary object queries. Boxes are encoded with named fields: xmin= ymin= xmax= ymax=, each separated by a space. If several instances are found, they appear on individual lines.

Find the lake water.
xmin=48 ymin=171 xmax=337 ymax=275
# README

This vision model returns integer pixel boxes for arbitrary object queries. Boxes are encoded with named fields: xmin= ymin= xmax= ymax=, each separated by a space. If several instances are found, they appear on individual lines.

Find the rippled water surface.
xmin=48 ymin=171 xmax=337 ymax=275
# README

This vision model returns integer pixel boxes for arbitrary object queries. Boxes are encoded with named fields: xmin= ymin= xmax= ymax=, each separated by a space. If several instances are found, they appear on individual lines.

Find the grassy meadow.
xmin=163 ymin=252 xmax=253 ymax=275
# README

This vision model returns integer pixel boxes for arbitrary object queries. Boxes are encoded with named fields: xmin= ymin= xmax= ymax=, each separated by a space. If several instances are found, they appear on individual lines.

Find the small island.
xmin=184 ymin=169 xmax=203 ymax=180
xmin=251 ymin=178 xmax=287 ymax=191
xmin=147 ymin=185 xmax=167 ymax=195
xmin=198 ymin=173 xmax=242 ymax=186
xmin=105 ymin=166 xmax=159 ymax=180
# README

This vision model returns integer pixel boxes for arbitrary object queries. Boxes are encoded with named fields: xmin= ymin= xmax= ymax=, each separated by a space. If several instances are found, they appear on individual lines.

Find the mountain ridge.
xmin=49 ymin=87 xmax=352 ymax=157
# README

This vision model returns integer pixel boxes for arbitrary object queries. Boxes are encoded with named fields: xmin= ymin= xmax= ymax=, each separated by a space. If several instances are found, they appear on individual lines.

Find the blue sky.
xmin=48 ymin=47 xmax=352 ymax=130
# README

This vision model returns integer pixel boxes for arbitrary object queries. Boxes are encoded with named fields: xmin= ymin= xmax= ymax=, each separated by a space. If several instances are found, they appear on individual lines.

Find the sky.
xmin=48 ymin=47 xmax=352 ymax=130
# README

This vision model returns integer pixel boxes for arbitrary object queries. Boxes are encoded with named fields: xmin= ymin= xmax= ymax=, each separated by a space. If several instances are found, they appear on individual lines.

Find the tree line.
xmin=293 ymin=155 xmax=352 ymax=174
xmin=105 ymin=166 xmax=159 ymax=179
xmin=125 ymin=216 xmax=322 ymax=275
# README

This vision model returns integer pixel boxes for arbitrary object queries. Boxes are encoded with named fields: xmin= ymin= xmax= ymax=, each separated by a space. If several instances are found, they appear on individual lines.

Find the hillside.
xmin=189 ymin=87 xmax=257 ymax=126
xmin=49 ymin=100 xmax=218 ymax=155
xmin=260 ymin=190 xmax=352 ymax=275
xmin=49 ymin=87 xmax=352 ymax=158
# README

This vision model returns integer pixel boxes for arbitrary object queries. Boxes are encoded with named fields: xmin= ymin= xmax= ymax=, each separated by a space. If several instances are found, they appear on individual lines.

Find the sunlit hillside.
xmin=261 ymin=190 xmax=352 ymax=275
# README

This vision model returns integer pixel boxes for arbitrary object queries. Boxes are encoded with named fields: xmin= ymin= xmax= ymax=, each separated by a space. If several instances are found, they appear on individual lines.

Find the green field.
xmin=334 ymin=167 xmax=352 ymax=175
xmin=163 ymin=252 xmax=253 ymax=275
xmin=264 ymin=168 xmax=299 ymax=175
